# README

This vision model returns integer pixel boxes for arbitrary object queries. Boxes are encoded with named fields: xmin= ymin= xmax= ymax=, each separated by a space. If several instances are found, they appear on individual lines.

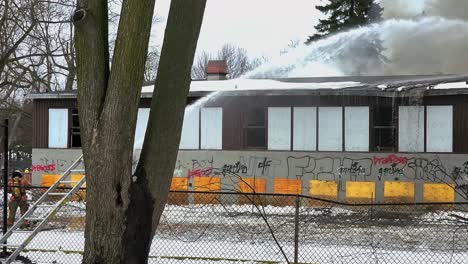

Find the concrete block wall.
xmin=32 ymin=148 xmax=468 ymax=203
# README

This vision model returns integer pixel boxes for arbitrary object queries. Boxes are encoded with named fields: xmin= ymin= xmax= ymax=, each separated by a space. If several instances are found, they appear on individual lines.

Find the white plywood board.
xmin=268 ymin=107 xmax=291 ymax=150
xmin=426 ymin=105 xmax=453 ymax=152
xmin=318 ymin=107 xmax=342 ymax=151
xmin=293 ymin=107 xmax=316 ymax=151
xmin=398 ymin=106 xmax=424 ymax=152
xmin=201 ymin=108 xmax=223 ymax=149
xmin=345 ymin=107 xmax=369 ymax=152
xmin=134 ymin=108 xmax=150 ymax=149
xmin=48 ymin=109 xmax=68 ymax=148
xmin=179 ymin=109 xmax=199 ymax=149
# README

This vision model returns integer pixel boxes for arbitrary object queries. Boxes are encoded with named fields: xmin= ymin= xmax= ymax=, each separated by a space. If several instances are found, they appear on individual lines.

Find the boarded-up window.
xmin=48 ymin=109 xmax=68 ymax=148
xmin=134 ymin=108 xmax=150 ymax=149
xmin=309 ymin=180 xmax=337 ymax=200
xmin=268 ymin=107 xmax=291 ymax=150
xmin=179 ymin=108 xmax=199 ymax=149
xmin=399 ymin=106 xmax=424 ymax=152
xmin=423 ymin=183 xmax=455 ymax=203
xmin=239 ymin=178 xmax=267 ymax=193
xmin=201 ymin=108 xmax=222 ymax=149
xmin=318 ymin=107 xmax=342 ymax=151
xmin=345 ymin=107 xmax=369 ymax=151
xmin=273 ymin=178 xmax=302 ymax=194
xmin=194 ymin=177 xmax=221 ymax=204
xmin=41 ymin=174 xmax=61 ymax=187
xmin=293 ymin=107 xmax=316 ymax=151
xmin=170 ymin=178 xmax=188 ymax=191
xmin=384 ymin=181 xmax=415 ymax=203
xmin=426 ymin=106 xmax=453 ymax=152
xmin=346 ymin=181 xmax=375 ymax=203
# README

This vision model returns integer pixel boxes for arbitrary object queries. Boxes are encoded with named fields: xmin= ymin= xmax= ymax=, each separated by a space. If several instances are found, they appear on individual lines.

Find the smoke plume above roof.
xmin=380 ymin=0 xmax=468 ymax=21
xmin=244 ymin=0 xmax=468 ymax=78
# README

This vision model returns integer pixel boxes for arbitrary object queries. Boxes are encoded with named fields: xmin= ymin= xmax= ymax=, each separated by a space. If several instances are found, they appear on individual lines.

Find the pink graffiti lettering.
xmin=187 ymin=168 xmax=212 ymax=179
xmin=31 ymin=164 xmax=56 ymax=172
xmin=373 ymin=155 xmax=407 ymax=165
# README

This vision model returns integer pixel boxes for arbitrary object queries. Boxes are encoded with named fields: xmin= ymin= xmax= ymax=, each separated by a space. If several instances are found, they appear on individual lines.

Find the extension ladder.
xmin=0 ymin=155 xmax=86 ymax=264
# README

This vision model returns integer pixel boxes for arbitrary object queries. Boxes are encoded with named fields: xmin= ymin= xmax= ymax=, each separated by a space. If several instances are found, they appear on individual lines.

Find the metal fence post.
xmin=3 ymin=119 xmax=8 ymax=255
xmin=294 ymin=195 xmax=300 ymax=264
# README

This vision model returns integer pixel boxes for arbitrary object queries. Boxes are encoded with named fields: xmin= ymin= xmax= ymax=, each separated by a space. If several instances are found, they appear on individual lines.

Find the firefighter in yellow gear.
xmin=7 ymin=171 xmax=30 ymax=227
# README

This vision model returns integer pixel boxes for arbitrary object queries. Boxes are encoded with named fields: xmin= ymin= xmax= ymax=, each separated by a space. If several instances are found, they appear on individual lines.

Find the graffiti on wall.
xmin=373 ymin=154 xmax=408 ymax=165
xmin=171 ymin=152 xmax=468 ymax=198
xmin=174 ymin=155 xmax=282 ymax=179
xmin=32 ymin=150 xmax=468 ymax=200
xmin=172 ymin=153 xmax=468 ymax=183
xmin=31 ymin=164 xmax=56 ymax=172
xmin=32 ymin=158 xmax=76 ymax=173
xmin=286 ymin=156 xmax=373 ymax=181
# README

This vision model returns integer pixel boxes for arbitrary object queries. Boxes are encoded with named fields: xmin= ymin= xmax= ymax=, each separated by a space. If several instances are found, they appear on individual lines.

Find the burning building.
xmin=27 ymin=67 xmax=468 ymax=204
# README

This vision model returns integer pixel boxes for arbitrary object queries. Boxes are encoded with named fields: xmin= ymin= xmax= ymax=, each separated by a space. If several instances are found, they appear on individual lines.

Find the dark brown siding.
xmin=219 ymin=94 xmax=468 ymax=152
xmin=222 ymin=102 xmax=242 ymax=150
xmin=33 ymin=98 xmax=153 ymax=149
xmin=33 ymin=99 xmax=77 ymax=148
xmin=453 ymin=100 xmax=468 ymax=153
xmin=33 ymin=94 xmax=468 ymax=153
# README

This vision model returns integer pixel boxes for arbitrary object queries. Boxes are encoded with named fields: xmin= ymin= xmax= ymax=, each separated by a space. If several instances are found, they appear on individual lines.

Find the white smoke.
xmin=244 ymin=15 xmax=468 ymax=78
xmin=381 ymin=0 xmax=468 ymax=21
xmin=382 ymin=17 xmax=468 ymax=75
xmin=380 ymin=0 xmax=428 ymax=19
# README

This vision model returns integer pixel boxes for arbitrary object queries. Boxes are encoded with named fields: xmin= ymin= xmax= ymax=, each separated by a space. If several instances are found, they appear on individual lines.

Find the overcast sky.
xmin=151 ymin=0 xmax=323 ymax=59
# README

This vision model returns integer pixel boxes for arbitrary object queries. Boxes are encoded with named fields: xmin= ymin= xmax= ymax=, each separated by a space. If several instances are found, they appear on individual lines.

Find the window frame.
xmin=242 ymin=106 xmax=267 ymax=150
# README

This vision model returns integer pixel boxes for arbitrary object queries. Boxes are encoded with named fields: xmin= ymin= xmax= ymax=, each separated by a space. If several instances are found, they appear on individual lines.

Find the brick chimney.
xmin=206 ymin=60 xmax=228 ymax=80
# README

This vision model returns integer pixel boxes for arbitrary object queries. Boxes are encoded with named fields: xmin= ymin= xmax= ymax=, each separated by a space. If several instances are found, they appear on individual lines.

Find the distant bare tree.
xmin=0 ymin=0 xmax=75 ymax=168
xmin=192 ymin=43 xmax=265 ymax=79
xmin=0 ymin=0 xmax=75 ymax=98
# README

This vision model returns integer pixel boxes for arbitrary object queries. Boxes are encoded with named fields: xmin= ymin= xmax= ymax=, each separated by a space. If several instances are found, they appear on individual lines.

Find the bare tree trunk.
xmin=73 ymin=0 xmax=206 ymax=263
xmin=135 ymin=0 xmax=207 ymax=235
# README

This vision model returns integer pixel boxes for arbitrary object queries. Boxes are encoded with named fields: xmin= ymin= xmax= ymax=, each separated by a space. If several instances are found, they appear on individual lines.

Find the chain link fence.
xmin=1 ymin=187 xmax=468 ymax=263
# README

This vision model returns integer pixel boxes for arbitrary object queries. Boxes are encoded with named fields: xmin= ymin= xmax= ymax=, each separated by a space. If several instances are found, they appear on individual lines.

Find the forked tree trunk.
xmin=73 ymin=1 xmax=206 ymax=263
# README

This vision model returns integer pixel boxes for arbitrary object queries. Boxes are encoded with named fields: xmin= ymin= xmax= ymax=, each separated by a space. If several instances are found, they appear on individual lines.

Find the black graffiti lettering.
xmin=287 ymin=156 xmax=372 ymax=181
xmin=221 ymin=161 xmax=248 ymax=176
xmin=257 ymin=158 xmax=272 ymax=175
xmin=451 ymin=167 xmax=462 ymax=181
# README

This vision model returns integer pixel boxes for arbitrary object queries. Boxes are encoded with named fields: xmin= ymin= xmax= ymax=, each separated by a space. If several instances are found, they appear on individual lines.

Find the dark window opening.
xmin=71 ymin=109 xmax=81 ymax=148
xmin=372 ymin=106 xmax=397 ymax=152
xmin=243 ymin=107 xmax=266 ymax=149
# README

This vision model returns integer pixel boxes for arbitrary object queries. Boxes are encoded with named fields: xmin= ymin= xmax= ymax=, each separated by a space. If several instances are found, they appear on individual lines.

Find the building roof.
xmin=25 ymin=74 xmax=468 ymax=100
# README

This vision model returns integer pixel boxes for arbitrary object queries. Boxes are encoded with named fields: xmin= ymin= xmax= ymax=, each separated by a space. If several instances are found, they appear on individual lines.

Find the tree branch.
xmin=134 ymin=0 xmax=207 ymax=233
xmin=74 ymin=0 xmax=110 ymax=137
xmin=103 ymin=0 xmax=158 ymax=136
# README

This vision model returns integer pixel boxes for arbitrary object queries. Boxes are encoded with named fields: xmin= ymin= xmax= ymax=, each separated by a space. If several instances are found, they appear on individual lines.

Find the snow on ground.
xmin=12 ymin=232 xmax=468 ymax=264
xmin=2 ymin=203 xmax=468 ymax=263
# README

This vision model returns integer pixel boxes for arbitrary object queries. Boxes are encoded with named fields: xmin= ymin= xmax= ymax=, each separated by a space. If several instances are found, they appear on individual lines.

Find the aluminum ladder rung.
xmin=59 ymin=181 xmax=80 ymax=184
xmin=0 ymin=244 xmax=20 ymax=248
xmin=36 ymin=204 xmax=56 ymax=207
xmin=0 ymin=154 xmax=85 ymax=264
xmin=48 ymin=193 xmax=69 ymax=196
